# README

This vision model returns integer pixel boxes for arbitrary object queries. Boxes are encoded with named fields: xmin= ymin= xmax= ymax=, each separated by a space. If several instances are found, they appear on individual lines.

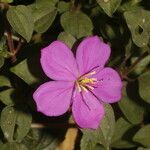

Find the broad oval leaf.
xmin=124 ymin=8 xmax=150 ymax=47
xmin=7 ymin=5 xmax=34 ymax=42
xmin=0 ymin=106 xmax=32 ymax=142
xmin=61 ymin=10 xmax=93 ymax=39
xmin=138 ymin=71 xmax=150 ymax=104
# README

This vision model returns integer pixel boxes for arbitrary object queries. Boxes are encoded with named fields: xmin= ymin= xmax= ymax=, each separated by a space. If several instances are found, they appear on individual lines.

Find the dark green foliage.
xmin=0 ymin=0 xmax=149 ymax=149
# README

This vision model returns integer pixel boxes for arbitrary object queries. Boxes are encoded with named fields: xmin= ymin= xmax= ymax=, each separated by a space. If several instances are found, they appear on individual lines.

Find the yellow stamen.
xmin=76 ymin=71 xmax=97 ymax=92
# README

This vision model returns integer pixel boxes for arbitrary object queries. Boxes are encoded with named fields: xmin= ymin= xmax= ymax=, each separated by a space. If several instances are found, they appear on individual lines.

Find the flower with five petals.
xmin=33 ymin=36 xmax=122 ymax=129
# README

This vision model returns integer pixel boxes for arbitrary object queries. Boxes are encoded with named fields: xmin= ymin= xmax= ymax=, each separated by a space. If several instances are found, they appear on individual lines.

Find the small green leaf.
xmin=119 ymin=85 xmax=144 ymax=124
xmin=96 ymin=0 xmax=121 ymax=17
xmin=7 ymin=5 xmax=34 ymax=42
xmin=1 ymin=106 xmax=17 ymax=142
xmin=137 ymin=147 xmax=150 ymax=150
xmin=0 ymin=106 xmax=32 ymax=142
xmin=0 ymin=76 xmax=11 ymax=87
xmin=15 ymin=109 xmax=32 ymax=142
xmin=1 ymin=143 xmax=28 ymax=150
xmin=139 ymin=71 xmax=150 ymax=103
xmin=124 ymin=8 xmax=150 ymax=47
xmin=58 ymin=32 xmax=76 ymax=48
xmin=0 ymin=0 xmax=13 ymax=3
xmin=29 ymin=0 xmax=57 ymax=33
xmin=119 ymin=0 xmax=142 ymax=12
xmin=133 ymin=125 xmax=150 ymax=147
xmin=82 ymin=104 xmax=115 ymax=149
xmin=34 ymin=10 xmax=57 ymax=33
xmin=61 ymin=10 xmax=93 ymax=39
xmin=0 ymin=88 xmax=15 ymax=105
xmin=58 ymin=1 xmax=70 ymax=13
xmin=10 ymin=59 xmax=40 ymax=85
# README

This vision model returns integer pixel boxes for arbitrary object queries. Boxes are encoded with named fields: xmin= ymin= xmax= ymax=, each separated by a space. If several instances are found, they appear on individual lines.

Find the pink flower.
xmin=33 ymin=36 xmax=122 ymax=129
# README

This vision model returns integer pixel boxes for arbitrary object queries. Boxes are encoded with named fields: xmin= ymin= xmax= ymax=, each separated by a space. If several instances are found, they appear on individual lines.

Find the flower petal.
xmin=41 ymin=41 xmax=79 ymax=81
xmin=93 ymin=67 xmax=122 ymax=103
xmin=33 ymin=81 xmax=74 ymax=116
xmin=76 ymin=36 xmax=111 ymax=75
xmin=72 ymin=91 xmax=104 ymax=129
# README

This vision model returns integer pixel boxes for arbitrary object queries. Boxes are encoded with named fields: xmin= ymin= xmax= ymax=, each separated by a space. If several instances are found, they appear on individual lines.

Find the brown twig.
xmin=31 ymin=123 xmax=76 ymax=129
xmin=15 ymin=37 xmax=24 ymax=54
xmin=5 ymin=24 xmax=17 ymax=62
xmin=0 ymin=2 xmax=10 ymax=10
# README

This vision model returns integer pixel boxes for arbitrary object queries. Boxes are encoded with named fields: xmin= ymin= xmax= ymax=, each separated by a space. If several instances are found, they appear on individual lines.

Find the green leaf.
xmin=119 ymin=0 xmax=142 ymax=12
xmin=138 ymin=71 xmax=150 ymax=103
xmin=35 ymin=0 xmax=58 ymax=7
xmin=0 ymin=37 xmax=9 ymax=58
xmin=137 ymin=147 xmax=150 ymax=150
xmin=81 ymin=104 xmax=115 ymax=149
xmin=7 ymin=5 xmax=34 ymax=42
xmin=58 ymin=1 xmax=70 ymax=13
xmin=1 ymin=143 xmax=28 ymax=150
xmin=61 ymin=10 xmax=93 ymax=39
xmin=96 ymin=0 xmax=121 ymax=17
xmin=34 ymin=10 xmax=57 ymax=33
xmin=29 ymin=0 xmax=57 ymax=33
xmin=0 ymin=106 xmax=32 ymax=142
xmin=0 ymin=0 xmax=13 ymax=3
xmin=0 ymin=56 xmax=4 ymax=68
xmin=15 ymin=109 xmax=32 ymax=142
xmin=80 ymin=135 xmax=97 ymax=150
xmin=133 ymin=125 xmax=150 ymax=147
xmin=10 ymin=59 xmax=41 ymax=85
xmin=112 ymin=117 xmax=133 ymax=143
xmin=118 ymin=85 xmax=144 ymax=124
xmin=0 ymin=88 xmax=15 ymax=105
xmin=124 ymin=8 xmax=150 ymax=47
xmin=111 ymin=117 xmax=136 ymax=148
xmin=58 ymin=32 xmax=76 ymax=48
xmin=0 ymin=106 xmax=17 ymax=142
xmin=23 ymin=128 xmax=66 ymax=150
xmin=0 ymin=76 xmax=11 ymax=87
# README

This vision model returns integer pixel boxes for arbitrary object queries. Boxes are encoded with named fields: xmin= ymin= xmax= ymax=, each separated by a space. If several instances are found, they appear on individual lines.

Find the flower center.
xmin=76 ymin=71 xmax=97 ymax=92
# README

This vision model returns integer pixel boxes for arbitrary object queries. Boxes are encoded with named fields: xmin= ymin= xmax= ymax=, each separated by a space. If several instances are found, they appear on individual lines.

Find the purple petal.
xmin=72 ymin=91 xmax=104 ymax=129
xmin=41 ymin=41 xmax=79 ymax=81
xmin=93 ymin=67 xmax=122 ymax=103
xmin=76 ymin=36 xmax=111 ymax=75
xmin=33 ymin=81 xmax=74 ymax=116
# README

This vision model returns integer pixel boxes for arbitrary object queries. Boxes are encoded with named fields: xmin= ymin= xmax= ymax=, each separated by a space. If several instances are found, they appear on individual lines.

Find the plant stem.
xmin=5 ymin=24 xmax=16 ymax=62
xmin=124 ymin=51 xmax=148 ymax=76
xmin=31 ymin=123 xmax=76 ymax=129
